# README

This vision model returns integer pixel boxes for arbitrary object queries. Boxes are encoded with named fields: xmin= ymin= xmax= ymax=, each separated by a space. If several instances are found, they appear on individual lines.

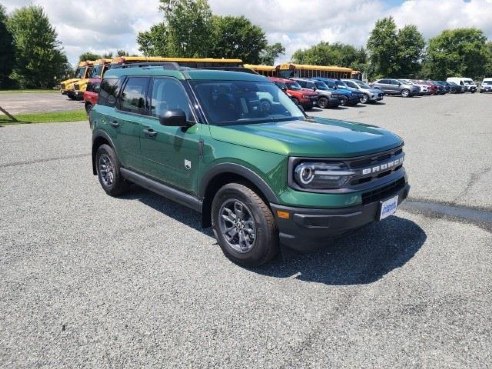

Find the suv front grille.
xmin=361 ymin=178 xmax=406 ymax=205
xmin=347 ymin=146 xmax=404 ymax=187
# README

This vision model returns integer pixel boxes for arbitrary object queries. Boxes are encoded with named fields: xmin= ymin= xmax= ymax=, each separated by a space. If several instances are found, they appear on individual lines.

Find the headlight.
xmin=294 ymin=162 xmax=355 ymax=189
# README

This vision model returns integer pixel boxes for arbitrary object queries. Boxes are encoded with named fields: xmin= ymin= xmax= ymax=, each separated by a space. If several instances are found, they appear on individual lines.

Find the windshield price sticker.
xmin=380 ymin=195 xmax=398 ymax=220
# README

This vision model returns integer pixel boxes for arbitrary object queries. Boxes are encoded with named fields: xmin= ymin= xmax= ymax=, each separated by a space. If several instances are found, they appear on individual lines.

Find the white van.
xmin=480 ymin=77 xmax=492 ymax=93
xmin=446 ymin=77 xmax=477 ymax=93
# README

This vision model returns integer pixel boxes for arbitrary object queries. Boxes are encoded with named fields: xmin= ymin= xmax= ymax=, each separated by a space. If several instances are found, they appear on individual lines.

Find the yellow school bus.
xmin=276 ymin=63 xmax=353 ymax=80
xmin=244 ymin=64 xmax=277 ymax=77
xmin=60 ymin=60 xmax=94 ymax=99
xmin=110 ymin=56 xmax=244 ymax=69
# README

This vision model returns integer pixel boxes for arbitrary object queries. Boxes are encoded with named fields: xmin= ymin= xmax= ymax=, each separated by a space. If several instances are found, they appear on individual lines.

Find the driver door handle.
xmin=143 ymin=128 xmax=157 ymax=138
xmin=110 ymin=120 xmax=120 ymax=128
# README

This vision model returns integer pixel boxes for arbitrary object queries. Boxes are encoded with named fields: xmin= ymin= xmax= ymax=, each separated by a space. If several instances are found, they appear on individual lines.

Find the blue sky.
xmin=2 ymin=0 xmax=492 ymax=67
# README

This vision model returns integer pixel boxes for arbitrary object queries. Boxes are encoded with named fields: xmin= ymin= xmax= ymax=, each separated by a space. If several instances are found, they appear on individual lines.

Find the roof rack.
xmin=110 ymin=62 xmax=181 ymax=70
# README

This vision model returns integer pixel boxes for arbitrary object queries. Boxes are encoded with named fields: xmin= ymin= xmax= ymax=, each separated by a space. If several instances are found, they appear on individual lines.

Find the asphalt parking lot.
xmin=0 ymin=91 xmax=83 ymax=115
xmin=0 ymin=93 xmax=491 ymax=368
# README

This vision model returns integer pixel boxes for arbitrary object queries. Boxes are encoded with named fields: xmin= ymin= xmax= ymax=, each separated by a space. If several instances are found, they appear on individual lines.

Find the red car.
xmin=83 ymin=78 xmax=101 ymax=114
xmin=268 ymin=77 xmax=318 ymax=109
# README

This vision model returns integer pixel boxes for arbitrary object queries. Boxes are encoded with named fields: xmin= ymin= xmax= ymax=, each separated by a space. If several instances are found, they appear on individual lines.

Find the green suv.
xmin=90 ymin=65 xmax=410 ymax=266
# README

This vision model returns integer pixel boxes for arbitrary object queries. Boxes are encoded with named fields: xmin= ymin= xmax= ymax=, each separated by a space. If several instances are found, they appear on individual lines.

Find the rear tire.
xmin=211 ymin=183 xmax=279 ymax=267
xmin=95 ymin=144 xmax=130 ymax=196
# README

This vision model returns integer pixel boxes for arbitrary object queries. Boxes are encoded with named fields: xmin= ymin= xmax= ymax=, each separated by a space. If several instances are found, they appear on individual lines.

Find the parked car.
xmin=83 ymin=79 xmax=101 ymax=115
xmin=446 ymin=77 xmax=477 ymax=93
xmin=400 ymin=79 xmax=428 ymax=96
xmin=291 ymin=78 xmax=341 ymax=108
xmin=432 ymin=81 xmax=448 ymax=95
xmin=371 ymin=79 xmax=420 ymax=97
xmin=414 ymin=80 xmax=438 ymax=95
xmin=447 ymin=81 xmax=464 ymax=93
xmin=480 ymin=78 xmax=492 ymax=93
xmin=341 ymin=79 xmax=384 ymax=103
xmin=314 ymin=77 xmax=361 ymax=106
xmin=90 ymin=65 xmax=410 ymax=266
xmin=268 ymin=77 xmax=318 ymax=109
xmin=331 ymin=79 xmax=367 ymax=103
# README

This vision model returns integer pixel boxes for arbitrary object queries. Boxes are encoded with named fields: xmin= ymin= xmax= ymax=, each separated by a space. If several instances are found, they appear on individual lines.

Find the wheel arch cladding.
xmin=199 ymin=164 xmax=279 ymax=228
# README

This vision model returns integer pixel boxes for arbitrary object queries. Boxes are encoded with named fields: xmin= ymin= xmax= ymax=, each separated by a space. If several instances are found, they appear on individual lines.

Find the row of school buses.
xmin=60 ymin=56 xmax=363 ymax=113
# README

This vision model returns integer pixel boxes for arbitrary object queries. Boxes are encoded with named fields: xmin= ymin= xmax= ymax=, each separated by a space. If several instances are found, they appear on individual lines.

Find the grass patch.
xmin=0 ymin=89 xmax=58 ymax=94
xmin=0 ymin=109 xmax=86 ymax=125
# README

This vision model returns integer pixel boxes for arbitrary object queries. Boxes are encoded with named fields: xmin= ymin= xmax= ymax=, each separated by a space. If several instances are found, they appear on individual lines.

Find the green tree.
xmin=137 ymin=22 xmax=169 ymax=56
xmin=79 ymin=51 xmax=102 ymax=61
xmin=485 ymin=41 xmax=492 ymax=77
xmin=259 ymin=42 xmax=285 ymax=65
xmin=425 ymin=28 xmax=489 ymax=80
xmin=138 ymin=0 xmax=212 ymax=57
xmin=7 ymin=5 xmax=68 ymax=88
xmin=292 ymin=42 xmax=366 ymax=69
xmin=367 ymin=17 xmax=399 ymax=79
xmin=209 ymin=15 xmax=267 ymax=63
xmin=161 ymin=0 xmax=213 ymax=57
xmin=0 ymin=4 xmax=15 ymax=88
xmin=395 ymin=25 xmax=425 ymax=78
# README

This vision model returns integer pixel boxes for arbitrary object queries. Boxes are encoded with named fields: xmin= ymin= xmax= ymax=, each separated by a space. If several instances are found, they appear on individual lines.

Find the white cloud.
xmin=2 ymin=0 xmax=492 ymax=67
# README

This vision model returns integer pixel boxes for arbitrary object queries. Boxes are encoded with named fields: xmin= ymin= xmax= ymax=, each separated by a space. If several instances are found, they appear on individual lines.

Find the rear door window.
xmin=119 ymin=77 xmax=150 ymax=115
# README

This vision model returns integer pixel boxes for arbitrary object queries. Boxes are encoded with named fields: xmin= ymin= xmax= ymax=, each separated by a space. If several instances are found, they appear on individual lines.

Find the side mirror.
xmin=159 ymin=109 xmax=191 ymax=127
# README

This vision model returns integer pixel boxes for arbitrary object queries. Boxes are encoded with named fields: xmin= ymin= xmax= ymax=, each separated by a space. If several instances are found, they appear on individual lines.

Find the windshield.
xmin=74 ymin=67 xmax=86 ymax=79
xmin=285 ymin=81 xmax=301 ymax=91
xmin=314 ymin=81 xmax=329 ymax=90
xmin=483 ymin=81 xmax=492 ymax=85
xmin=464 ymin=80 xmax=473 ymax=85
xmin=191 ymin=80 xmax=305 ymax=126
xmin=335 ymin=80 xmax=348 ymax=88
xmin=90 ymin=64 xmax=104 ymax=78
xmin=354 ymin=80 xmax=370 ymax=88
xmin=344 ymin=81 xmax=358 ymax=88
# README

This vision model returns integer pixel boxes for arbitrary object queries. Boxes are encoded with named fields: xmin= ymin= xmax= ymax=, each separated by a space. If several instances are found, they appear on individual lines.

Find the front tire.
xmin=96 ymin=144 xmax=129 ymax=196
xmin=360 ymin=94 xmax=369 ymax=104
xmin=339 ymin=96 xmax=348 ymax=106
xmin=211 ymin=183 xmax=279 ymax=266
xmin=401 ymin=89 xmax=410 ymax=97
xmin=85 ymin=102 xmax=93 ymax=115
xmin=318 ymin=97 xmax=328 ymax=109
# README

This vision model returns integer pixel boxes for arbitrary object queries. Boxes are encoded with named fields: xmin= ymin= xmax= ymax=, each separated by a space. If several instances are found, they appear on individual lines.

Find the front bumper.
xmin=270 ymin=182 xmax=410 ymax=251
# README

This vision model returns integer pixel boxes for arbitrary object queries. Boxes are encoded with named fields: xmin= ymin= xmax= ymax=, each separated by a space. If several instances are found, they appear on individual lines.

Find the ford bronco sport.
xmin=90 ymin=65 xmax=410 ymax=266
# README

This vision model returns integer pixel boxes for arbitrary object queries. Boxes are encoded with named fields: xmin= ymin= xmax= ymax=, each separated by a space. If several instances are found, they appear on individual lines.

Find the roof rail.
xmin=110 ymin=62 xmax=181 ymax=70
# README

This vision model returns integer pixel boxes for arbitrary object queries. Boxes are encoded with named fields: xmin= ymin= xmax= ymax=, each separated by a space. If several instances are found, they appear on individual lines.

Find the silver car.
xmin=342 ymin=79 xmax=384 ymax=103
xmin=371 ymin=78 xmax=420 ymax=97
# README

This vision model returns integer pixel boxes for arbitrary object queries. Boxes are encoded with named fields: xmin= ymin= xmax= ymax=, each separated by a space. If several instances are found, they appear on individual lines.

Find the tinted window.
xmin=98 ymin=78 xmax=121 ymax=107
xmin=296 ymin=80 xmax=307 ymax=88
xmin=119 ymin=77 xmax=149 ymax=114
xmin=150 ymin=77 xmax=192 ymax=120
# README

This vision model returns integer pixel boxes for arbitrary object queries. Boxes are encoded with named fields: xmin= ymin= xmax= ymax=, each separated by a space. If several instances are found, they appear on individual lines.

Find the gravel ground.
xmin=0 ymin=94 xmax=491 ymax=368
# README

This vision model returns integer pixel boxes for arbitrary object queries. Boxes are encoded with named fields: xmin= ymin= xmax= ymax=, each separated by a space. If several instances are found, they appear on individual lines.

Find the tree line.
xmin=1 ymin=1 xmax=492 ymax=89
xmin=293 ymin=17 xmax=492 ymax=81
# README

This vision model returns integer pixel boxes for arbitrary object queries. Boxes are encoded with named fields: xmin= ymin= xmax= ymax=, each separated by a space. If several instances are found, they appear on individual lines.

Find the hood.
xmin=209 ymin=117 xmax=402 ymax=157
